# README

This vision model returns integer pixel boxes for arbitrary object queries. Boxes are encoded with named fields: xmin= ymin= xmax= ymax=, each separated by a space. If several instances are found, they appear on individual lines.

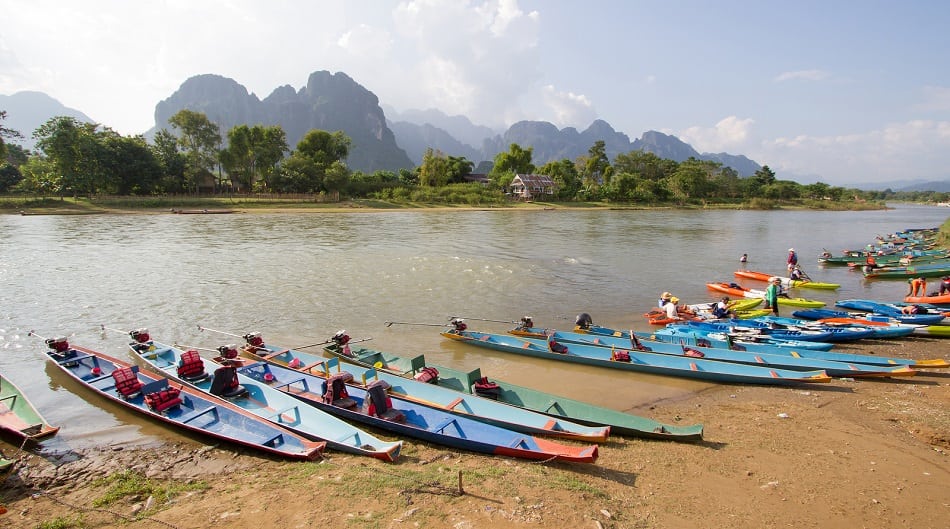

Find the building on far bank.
xmin=509 ymin=174 xmax=556 ymax=200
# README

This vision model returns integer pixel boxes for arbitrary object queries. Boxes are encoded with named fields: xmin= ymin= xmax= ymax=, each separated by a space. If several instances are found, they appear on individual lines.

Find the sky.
xmin=2 ymin=0 xmax=949 ymax=187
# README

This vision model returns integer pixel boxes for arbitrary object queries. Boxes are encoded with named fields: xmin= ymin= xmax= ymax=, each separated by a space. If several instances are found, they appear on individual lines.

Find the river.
xmin=1 ymin=204 xmax=946 ymax=453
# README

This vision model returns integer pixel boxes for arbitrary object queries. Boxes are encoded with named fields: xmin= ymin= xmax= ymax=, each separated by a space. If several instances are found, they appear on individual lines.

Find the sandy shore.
xmin=1 ymin=337 xmax=948 ymax=529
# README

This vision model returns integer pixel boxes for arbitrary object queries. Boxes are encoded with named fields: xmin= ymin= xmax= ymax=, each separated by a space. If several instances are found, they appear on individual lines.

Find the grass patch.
xmin=34 ymin=514 xmax=85 ymax=529
xmin=91 ymin=470 xmax=207 ymax=510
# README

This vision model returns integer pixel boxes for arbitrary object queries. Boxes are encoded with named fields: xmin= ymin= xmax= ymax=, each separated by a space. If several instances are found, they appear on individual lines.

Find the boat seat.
xmin=274 ymin=378 xmax=308 ymax=392
xmin=430 ymin=417 xmax=461 ymax=434
xmin=180 ymin=407 xmax=219 ymax=424
xmin=270 ymin=405 xmax=301 ymax=425
xmin=58 ymin=353 xmax=96 ymax=365
xmin=509 ymin=436 xmax=529 ymax=448
xmin=261 ymin=433 xmax=284 ymax=447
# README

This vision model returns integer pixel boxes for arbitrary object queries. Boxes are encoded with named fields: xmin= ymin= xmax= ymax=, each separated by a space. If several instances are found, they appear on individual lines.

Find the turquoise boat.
xmin=657 ymin=324 xmax=836 ymax=351
xmin=315 ymin=342 xmax=702 ymax=441
xmin=442 ymin=330 xmax=831 ymax=386
xmin=127 ymin=333 xmax=403 ymax=462
xmin=236 ymin=335 xmax=609 ymax=443
xmin=510 ymin=327 xmax=921 ymax=375
xmin=1 ymin=371 xmax=60 ymax=443
xmin=234 ymin=360 xmax=598 ymax=464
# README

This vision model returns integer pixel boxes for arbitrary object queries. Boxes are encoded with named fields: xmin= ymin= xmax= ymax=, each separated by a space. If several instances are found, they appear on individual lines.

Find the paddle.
xmin=173 ymin=343 xmax=218 ymax=353
xmin=447 ymin=316 xmax=519 ymax=324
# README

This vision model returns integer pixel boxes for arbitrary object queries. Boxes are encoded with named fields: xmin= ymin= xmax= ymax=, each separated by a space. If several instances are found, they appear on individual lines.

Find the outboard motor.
xmin=331 ymin=330 xmax=350 ymax=346
xmin=129 ymin=328 xmax=150 ymax=344
xmin=217 ymin=344 xmax=240 ymax=360
xmin=45 ymin=337 xmax=77 ymax=364
xmin=575 ymin=313 xmax=593 ymax=330
xmin=243 ymin=332 xmax=265 ymax=353
xmin=450 ymin=319 xmax=467 ymax=333
xmin=209 ymin=365 xmax=248 ymax=399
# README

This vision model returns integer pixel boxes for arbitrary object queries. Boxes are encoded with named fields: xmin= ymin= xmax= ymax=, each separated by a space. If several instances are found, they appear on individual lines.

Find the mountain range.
xmin=2 ymin=72 xmax=763 ymax=177
xmin=3 ymin=71 xmax=947 ymax=191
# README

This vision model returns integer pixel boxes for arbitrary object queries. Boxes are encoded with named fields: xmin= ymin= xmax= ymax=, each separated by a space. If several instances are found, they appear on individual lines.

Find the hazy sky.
xmin=2 ymin=0 xmax=949 ymax=186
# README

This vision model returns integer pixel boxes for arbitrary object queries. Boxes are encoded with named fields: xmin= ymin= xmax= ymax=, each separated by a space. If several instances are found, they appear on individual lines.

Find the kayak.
xmin=733 ymin=270 xmax=840 ymax=290
xmin=706 ymin=283 xmax=826 ymax=308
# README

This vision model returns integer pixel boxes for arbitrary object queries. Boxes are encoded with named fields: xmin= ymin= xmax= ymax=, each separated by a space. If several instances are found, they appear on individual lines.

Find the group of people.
xmin=908 ymin=276 xmax=950 ymax=297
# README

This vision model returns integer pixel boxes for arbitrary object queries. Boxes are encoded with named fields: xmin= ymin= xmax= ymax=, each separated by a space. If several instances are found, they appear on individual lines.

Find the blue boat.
xmin=656 ymin=324 xmax=836 ymax=351
xmin=234 ymin=360 xmax=598 ymax=464
xmin=761 ymin=314 xmax=916 ymax=339
xmin=239 ymin=337 xmax=609 ymax=443
xmin=442 ymin=330 xmax=831 ymax=385
xmin=508 ymin=327 xmax=917 ymax=377
xmin=835 ymin=299 xmax=947 ymax=325
xmin=126 ymin=332 xmax=403 ymax=462
xmin=716 ymin=317 xmax=878 ymax=342
xmin=679 ymin=320 xmax=837 ymax=342
xmin=40 ymin=337 xmax=324 ymax=460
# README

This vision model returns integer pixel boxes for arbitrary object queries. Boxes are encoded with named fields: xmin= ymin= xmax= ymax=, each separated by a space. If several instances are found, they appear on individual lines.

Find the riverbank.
xmin=1 ymin=196 xmax=892 ymax=215
xmin=2 ymin=338 xmax=947 ymax=529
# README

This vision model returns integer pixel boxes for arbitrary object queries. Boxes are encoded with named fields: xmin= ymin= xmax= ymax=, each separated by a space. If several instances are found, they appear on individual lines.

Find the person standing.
xmin=739 ymin=253 xmax=748 ymax=264
xmin=940 ymin=277 xmax=950 ymax=295
xmin=765 ymin=277 xmax=781 ymax=316
xmin=786 ymin=248 xmax=798 ymax=272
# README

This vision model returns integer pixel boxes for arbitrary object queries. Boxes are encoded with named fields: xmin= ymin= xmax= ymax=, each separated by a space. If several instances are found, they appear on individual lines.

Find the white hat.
xmin=788 ymin=248 xmax=795 ymax=252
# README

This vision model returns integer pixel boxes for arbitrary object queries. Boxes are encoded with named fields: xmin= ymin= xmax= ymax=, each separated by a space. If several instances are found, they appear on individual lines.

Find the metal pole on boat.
xmin=384 ymin=321 xmax=449 ymax=327
xmin=196 ymin=325 xmax=244 ymax=338
xmin=447 ymin=316 xmax=518 ymax=324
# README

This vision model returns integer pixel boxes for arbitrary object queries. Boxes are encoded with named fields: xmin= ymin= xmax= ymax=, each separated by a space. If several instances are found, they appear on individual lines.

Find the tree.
xmin=537 ymin=159 xmax=580 ymax=200
xmin=167 ymin=110 xmax=221 ymax=193
xmin=578 ymin=140 xmax=611 ymax=185
xmin=33 ymin=116 xmax=101 ymax=195
xmin=275 ymin=129 xmax=351 ymax=193
xmin=152 ymin=129 xmax=186 ymax=192
xmin=418 ymin=148 xmax=451 ymax=186
xmin=219 ymin=124 xmax=288 ymax=191
xmin=0 ymin=110 xmax=24 ymax=161
xmin=489 ymin=143 xmax=534 ymax=188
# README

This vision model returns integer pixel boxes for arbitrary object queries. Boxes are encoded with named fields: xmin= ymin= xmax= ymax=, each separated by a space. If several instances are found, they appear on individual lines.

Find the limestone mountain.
xmin=150 ymin=72 xmax=413 ymax=172
xmin=0 ymin=91 xmax=95 ymax=151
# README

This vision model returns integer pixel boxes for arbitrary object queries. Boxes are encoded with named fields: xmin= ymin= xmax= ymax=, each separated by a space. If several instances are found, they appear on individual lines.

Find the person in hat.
xmin=940 ymin=276 xmax=950 ymax=295
xmin=658 ymin=291 xmax=673 ymax=308
xmin=786 ymin=248 xmax=798 ymax=272
xmin=764 ymin=277 xmax=781 ymax=316
xmin=663 ymin=295 xmax=681 ymax=320
xmin=712 ymin=296 xmax=735 ymax=319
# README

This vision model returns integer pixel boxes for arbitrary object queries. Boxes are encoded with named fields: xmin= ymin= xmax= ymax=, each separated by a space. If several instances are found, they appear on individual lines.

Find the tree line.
xmin=2 ymin=109 xmax=948 ymax=205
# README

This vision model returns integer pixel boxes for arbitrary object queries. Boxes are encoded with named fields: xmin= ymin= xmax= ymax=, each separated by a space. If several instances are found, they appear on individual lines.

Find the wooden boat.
xmin=170 ymin=209 xmax=237 ymax=214
xmin=733 ymin=270 xmax=840 ymax=290
xmin=508 ymin=327 xmax=916 ymax=377
xmin=550 ymin=324 xmax=942 ymax=368
xmin=442 ymin=330 xmax=831 ymax=386
xmin=239 ymin=335 xmax=609 ymax=443
xmin=835 ymin=300 xmax=947 ymax=325
xmin=818 ymin=248 xmax=947 ymax=266
xmin=0 ymin=372 xmax=60 ymax=442
xmin=234 ymin=360 xmax=598 ymax=464
xmin=864 ymin=263 xmax=950 ymax=279
xmin=127 ymin=333 xmax=403 ymax=462
xmin=40 ymin=337 xmax=324 ymax=460
xmin=706 ymin=283 xmax=826 ymax=308
xmin=288 ymin=341 xmax=702 ymax=442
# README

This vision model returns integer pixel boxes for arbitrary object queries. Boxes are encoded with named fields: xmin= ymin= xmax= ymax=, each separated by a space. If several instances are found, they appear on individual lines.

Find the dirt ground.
xmin=1 ymin=337 xmax=948 ymax=529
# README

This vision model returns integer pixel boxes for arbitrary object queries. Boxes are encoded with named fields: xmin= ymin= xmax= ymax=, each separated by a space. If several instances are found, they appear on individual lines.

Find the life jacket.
xmin=364 ymin=381 xmax=405 ymax=422
xmin=177 ymin=350 xmax=208 ymax=382
xmin=472 ymin=377 xmax=501 ymax=400
xmin=209 ymin=365 xmax=248 ymax=399
xmin=145 ymin=386 xmax=182 ymax=413
xmin=548 ymin=338 xmax=569 ymax=354
xmin=322 ymin=372 xmax=356 ymax=409
xmin=611 ymin=348 xmax=631 ymax=362
xmin=413 ymin=367 xmax=439 ymax=384
xmin=112 ymin=366 xmax=144 ymax=399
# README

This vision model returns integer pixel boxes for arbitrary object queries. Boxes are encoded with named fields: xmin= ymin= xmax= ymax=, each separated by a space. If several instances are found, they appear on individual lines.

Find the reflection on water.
xmin=1 ymin=205 xmax=946 ymax=450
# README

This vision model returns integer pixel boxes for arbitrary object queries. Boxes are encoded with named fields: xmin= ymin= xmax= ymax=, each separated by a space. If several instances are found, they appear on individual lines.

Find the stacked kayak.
xmin=706 ymin=283 xmax=826 ymax=308
xmin=835 ymin=300 xmax=947 ymax=325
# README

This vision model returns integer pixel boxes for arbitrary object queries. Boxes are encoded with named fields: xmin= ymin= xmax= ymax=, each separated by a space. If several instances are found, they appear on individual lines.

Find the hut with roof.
xmin=509 ymin=174 xmax=556 ymax=200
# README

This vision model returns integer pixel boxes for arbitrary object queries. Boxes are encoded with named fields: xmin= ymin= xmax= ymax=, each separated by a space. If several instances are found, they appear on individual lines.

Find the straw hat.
xmin=661 ymin=292 xmax=672 ymax=300
xmin=670 ymin=296 xmax=679 ymax=303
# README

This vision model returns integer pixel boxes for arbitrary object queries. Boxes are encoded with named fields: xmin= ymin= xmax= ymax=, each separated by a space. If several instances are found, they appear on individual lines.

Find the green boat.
xmin=323 ymin=343 xmax=704 ymax=442
xmin=0 ymin=456 xmax=13 ymax=474
xmin=0 ymin=372 xmax=60 ymax=443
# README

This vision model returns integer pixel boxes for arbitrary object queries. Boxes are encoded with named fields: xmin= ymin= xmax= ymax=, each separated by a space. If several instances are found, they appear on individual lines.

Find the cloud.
xmin=761 ymin=120 xmax=950 ymax=184
xmin=678 ymin=116 xmax=755 ymax=153
xmin=774 ymin=70 xmax=829 ymax=82
xmin=539 ymin=85 xmax=597 ymax=128
xmin=915 ymin=85 xmax=950 ymax=112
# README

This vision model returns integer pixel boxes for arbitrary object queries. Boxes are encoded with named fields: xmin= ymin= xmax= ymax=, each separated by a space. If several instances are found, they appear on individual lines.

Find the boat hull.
xmin=0 ymin=373 xmax=60 ymax=443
